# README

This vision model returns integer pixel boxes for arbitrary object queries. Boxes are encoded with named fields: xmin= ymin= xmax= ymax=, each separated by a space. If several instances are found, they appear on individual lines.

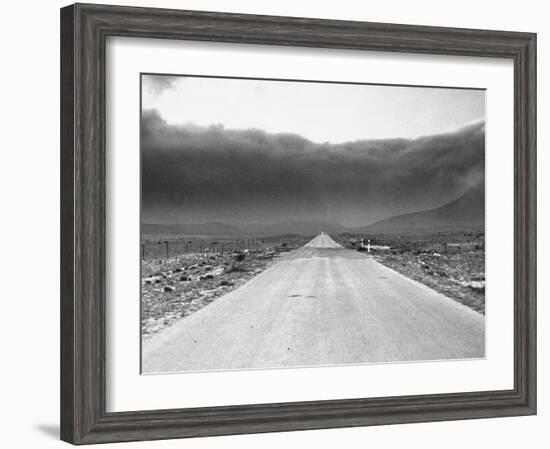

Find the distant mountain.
xmin=143 ymin=183 xmax=486 ymax=239
xmin=356 ymin=184 xmax=485 ymax=233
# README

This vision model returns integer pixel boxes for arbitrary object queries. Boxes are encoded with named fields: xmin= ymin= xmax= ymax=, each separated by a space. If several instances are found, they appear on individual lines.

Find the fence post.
xmin=165 ymin=241 xmax=169 ymax=259
xmin=141 ymin=244 xmax=145 ymax=259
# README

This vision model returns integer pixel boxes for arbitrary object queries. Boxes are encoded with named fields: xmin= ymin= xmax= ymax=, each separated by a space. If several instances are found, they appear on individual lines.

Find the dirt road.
xmin=142 ymin=233 xmax=485 ymax=373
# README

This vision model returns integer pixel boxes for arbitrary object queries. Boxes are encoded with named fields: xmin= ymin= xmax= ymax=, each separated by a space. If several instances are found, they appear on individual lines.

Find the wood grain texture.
xmin=60 ymin=3 xmax=537 ymax=445
xmin=60 ymin=4 xmax=75 ymax=444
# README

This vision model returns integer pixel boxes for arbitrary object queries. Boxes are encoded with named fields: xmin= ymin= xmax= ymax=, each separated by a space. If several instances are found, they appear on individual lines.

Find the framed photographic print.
xmin=60 ymin=3 xmax=536 ymax=445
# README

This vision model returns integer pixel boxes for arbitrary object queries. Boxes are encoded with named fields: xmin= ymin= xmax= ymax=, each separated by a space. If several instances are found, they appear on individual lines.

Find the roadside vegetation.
xmin=333 ymin=231 xmax=485 ymax=314
xmin=141 ymin=234 xmax=311 ymax=340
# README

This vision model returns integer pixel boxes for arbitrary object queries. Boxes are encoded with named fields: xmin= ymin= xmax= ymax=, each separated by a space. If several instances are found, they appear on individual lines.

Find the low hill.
xmin=246 ymin=219 xmax=344 ymax=236
xmin=142 ymin=222 xmax=244 ymax=237
xmin=357 ymin=184 xmax=485 ymax=233
xmin=142 ymin=219 xmax=344 ymax=237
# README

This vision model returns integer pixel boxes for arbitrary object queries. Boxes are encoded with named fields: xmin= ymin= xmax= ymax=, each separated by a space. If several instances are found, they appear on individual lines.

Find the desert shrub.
xmin=234 ymin=253 xmax=246 ymax=262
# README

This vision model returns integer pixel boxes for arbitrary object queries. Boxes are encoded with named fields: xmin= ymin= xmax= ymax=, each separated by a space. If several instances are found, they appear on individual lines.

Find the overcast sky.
xmin=142 ymin=74 xmax=485 ymax=143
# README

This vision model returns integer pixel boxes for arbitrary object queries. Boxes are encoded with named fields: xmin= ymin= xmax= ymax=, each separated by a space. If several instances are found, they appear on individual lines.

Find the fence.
xmin=141 ymin=238 xmax=269 ymax=260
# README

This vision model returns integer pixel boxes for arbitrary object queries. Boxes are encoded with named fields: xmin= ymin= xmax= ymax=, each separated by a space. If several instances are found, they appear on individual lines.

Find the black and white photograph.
xmin=140 ymin=74 xmax=486 ymax=374
xmin=1 ymin=0 xmax=542 ymax=446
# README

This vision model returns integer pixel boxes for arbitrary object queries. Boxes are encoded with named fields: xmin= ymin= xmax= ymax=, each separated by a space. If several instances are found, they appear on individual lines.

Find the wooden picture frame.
xmin=60 ymin=3 xmax=536 ymax=444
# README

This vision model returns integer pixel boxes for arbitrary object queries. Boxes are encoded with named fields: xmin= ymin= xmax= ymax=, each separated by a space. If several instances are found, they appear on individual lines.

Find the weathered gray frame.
xmin=60 ymin=3 xmax=536 ymax=445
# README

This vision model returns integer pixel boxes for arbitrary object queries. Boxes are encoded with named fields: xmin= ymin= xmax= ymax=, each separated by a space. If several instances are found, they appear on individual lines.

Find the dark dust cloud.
xmin=142 ymin=109 xmax=484 ymax=228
